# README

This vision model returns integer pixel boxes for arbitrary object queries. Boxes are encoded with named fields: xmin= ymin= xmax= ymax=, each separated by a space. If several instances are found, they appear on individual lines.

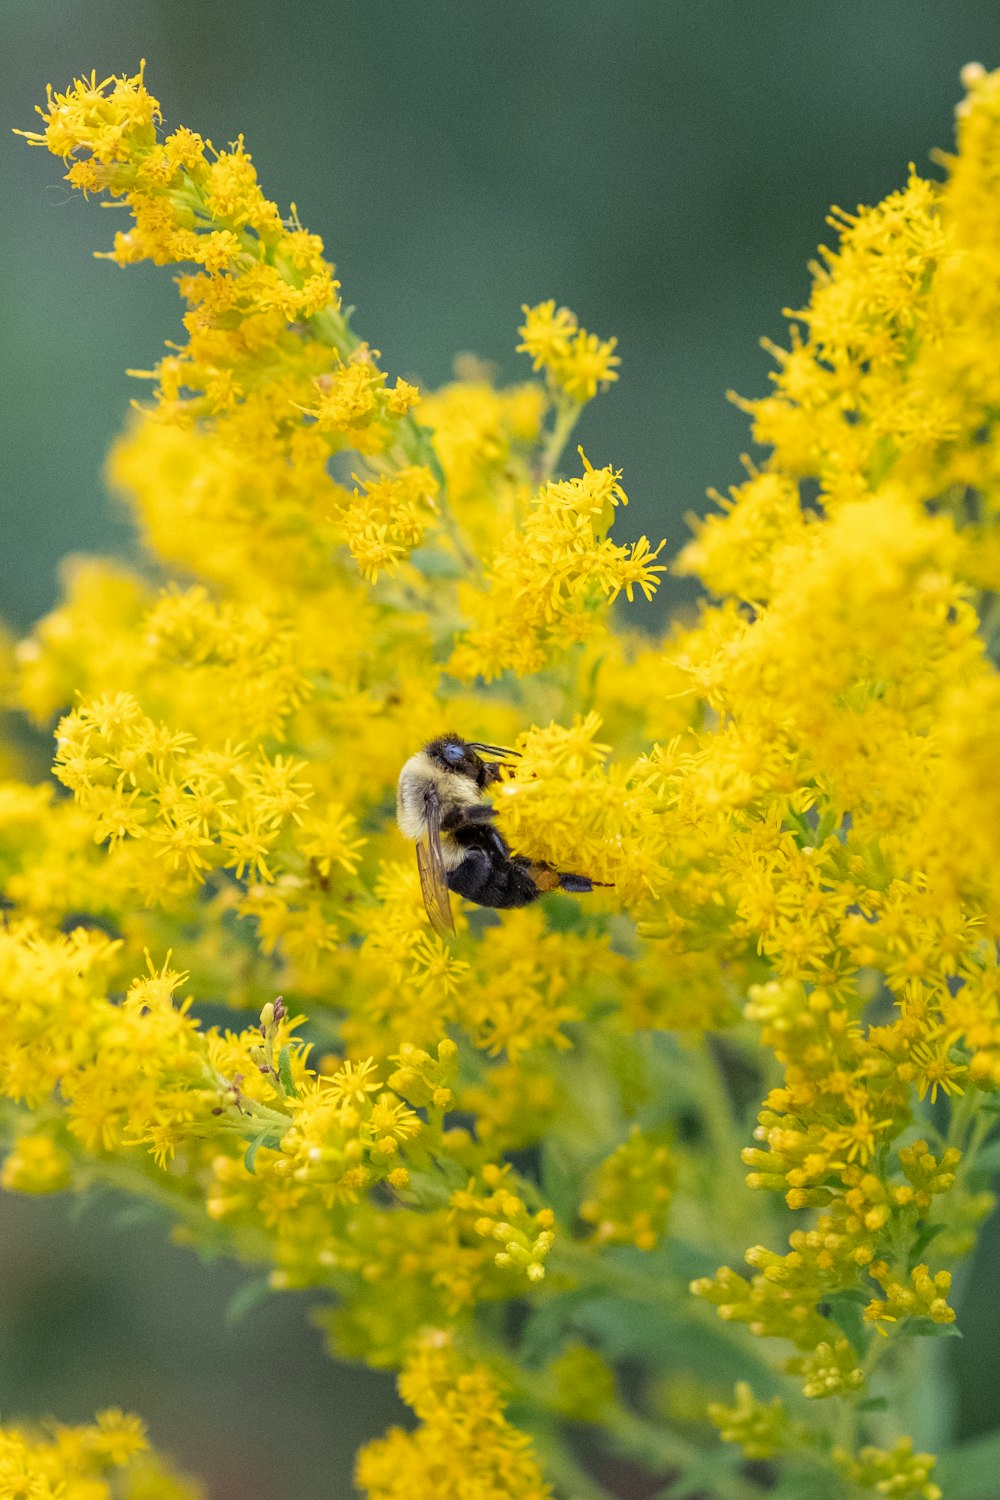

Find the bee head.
xmin=424 ymin=734 xmax=519 ymax=788
xmin=425 ymin=735 xmax=483 ymax=781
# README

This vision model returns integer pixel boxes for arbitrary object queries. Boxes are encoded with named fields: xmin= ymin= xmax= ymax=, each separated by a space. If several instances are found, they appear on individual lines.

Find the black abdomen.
xmin=447 ymin=847 xmax=541 ymax=908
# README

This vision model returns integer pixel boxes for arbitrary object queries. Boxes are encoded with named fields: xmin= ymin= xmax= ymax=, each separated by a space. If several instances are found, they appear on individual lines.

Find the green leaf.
xmin=823 ymin=1291 xmax=869 ymax=1357
xmin=868 ymin=434 xmax=899 ymax=488
xmin=408 ymin=545 xmax=463 ymax=579
xmin=244 ymin=1130 xmax=281 ymax=1174
xmin=907 ymin=1222 xmax=946 ymax=1270
xmin=226 ymin=1275 xmax=273 ymax=1327
xmin=656 ymin=1449 xmax=741 ymax=1499
xmin=110 ymin=1203 xmax=164 ymax=1231
xmin=434 ymin=1151 xmax=468 ymax=1192
xmin=968 ymin=1136 xmax=1000 ymax=1177
xmin=663 ymin=1237 xmax=740 ymax=1283
xmin=519 ymin=1288 xmax=594 ymax=1366
xmin=399 ymin=1167 xmax=453 ymax=1208
xmin=939 ymin=1428 xmax=1000 ymax=1499
xmin=543 ymin=891 xmax=592 ymax=933
xmin=575 ymin=1298 xmax=781 ymax=1393
xmin=856 ymin=1395 xmax=889 ymax=1413
xmin=771 ymin=1464 xmax=844 ymax=1500
xmin=897 ymin=1317 xmax=963 ymax=1338
xmin=540 ymin=1141 xmax=579 ymax=1225
xmin=784 ymin=808 xmax=813 ymax=848
xmin=277 ymin=1044 xmax=298 ymax=1098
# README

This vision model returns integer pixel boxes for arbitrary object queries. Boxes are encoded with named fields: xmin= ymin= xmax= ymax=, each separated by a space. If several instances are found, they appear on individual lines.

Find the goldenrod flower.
xmin=517 ymin=299 xmax=620 ymax=401
xmin=10 ymin=57 xmax=1000 ymax=1500
xmin=0 ymin=1409 xmax=200 ymax=1499
xmin=356 ymin=1340 xmax=553 ymax=1500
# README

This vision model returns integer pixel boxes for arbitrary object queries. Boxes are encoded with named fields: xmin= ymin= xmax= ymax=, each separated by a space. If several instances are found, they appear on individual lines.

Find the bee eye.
xmin=442 ymin=743 xmax=466 ymax=765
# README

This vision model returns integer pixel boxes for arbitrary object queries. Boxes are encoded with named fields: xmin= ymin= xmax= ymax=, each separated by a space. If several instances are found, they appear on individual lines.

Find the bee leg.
xmin=517 ymin=856 xmax=597 ymax=895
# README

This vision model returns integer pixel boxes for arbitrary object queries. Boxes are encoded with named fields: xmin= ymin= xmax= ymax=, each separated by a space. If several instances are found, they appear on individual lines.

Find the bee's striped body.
xmin=396 ymin=734 xmax=597 ymax=934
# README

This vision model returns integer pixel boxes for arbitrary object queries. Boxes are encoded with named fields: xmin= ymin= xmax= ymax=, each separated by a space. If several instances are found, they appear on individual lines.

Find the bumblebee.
xmin=396 ymin=734 xmax=598 ymax=936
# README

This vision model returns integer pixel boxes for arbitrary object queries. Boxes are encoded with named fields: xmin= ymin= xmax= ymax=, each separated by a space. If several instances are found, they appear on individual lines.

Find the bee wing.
xmin=416 ymin=783 xmax=455 ymax=937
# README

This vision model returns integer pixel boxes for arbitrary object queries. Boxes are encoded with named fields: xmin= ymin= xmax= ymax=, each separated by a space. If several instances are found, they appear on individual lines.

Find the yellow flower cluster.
xmin=579 ymin=1124 xmax=674 ymax=1250
xmin=338 ymin=465 xmax=440 ymax=582
xmin=0 ymin=924 xmax=303 ymax=1168
xmin=18 ymin=63 xmax=443 ymax=614
xmin=834 ymin=1438 xmax=942 ymax=1500
xmin=517 ymin=300 xmax=620 ymax=403
xmin=450 ymin=456 xmax=666 ymax=679
xmin=355 ymin=1339 xmax=552 ymax=1500
xmin=708 ymin=1381 xmax=798 ymax=1461
xmin=10 ymin=57 xmax=1000 ymax=1500
xmin=0 ymin=1409 xmax=199 ymax=1500
xmin=709 ymin=1384 xmax=942 ymax=1498
xmin=54 ymin=691 xmax=318 ymax=888
xmin=0 ymin=919 xmax=561 ymax=1372
xmin=346 ymin=861 xmax=632 ymax=1058
xmin=453 ymin=1163 xmax=556 ymax=1281
xmin=864 ymin=1262 xmax=955 ymax=1334
xmin=418 ymin=372 xmax=545 ymax=510
xmin=546 ymin=1343 xmax=618 ymax=1424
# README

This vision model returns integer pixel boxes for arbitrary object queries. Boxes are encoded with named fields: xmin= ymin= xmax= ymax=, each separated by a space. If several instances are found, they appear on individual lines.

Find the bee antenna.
xmin=468 ymin=741 xmax=521 ymax=758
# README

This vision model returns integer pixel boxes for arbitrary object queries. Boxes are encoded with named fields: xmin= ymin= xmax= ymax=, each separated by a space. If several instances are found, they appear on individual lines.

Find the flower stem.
xmin=538 ymin=394 xmax=583 ymax=482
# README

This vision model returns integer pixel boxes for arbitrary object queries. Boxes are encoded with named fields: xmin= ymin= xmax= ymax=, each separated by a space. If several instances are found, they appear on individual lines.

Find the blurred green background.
xmin=4 ymin=3 xmax=1000 ymax=1495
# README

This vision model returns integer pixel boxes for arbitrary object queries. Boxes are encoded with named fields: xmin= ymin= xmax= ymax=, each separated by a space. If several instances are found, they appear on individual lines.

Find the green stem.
xmin=957 ymin=1094 xmax=996 ymax=1171
xmin=946 ymin=1087 xmax=979 ymax=1152
xmin=547 ymin=1236 xmax=683 ymax=1305
xmin=836 ymin=1392 xmax=858 ymax=1455
xmin=538 ymin=395 xmax=583 ymax=481
xmin=892 ymin=1322 xmax=955 ymax=1455
xmin=431 ymin=498 xmax=481 ymax=576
